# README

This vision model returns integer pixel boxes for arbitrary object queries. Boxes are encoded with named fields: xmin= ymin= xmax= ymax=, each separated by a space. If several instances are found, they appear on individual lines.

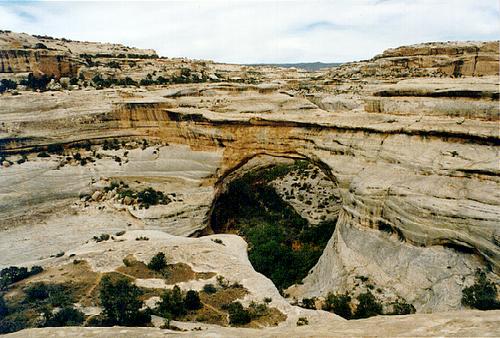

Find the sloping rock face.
xmin=0 ymin=35 xmax=499 ymax=335
xmin=331 ymin=41 xmax=499 ymax=79
xmin=0 ymin=31 xmax=157 ymax=78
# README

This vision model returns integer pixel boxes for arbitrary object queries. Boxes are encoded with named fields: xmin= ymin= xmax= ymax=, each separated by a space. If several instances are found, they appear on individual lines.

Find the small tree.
xmin=203 ymin=284 xmax=217 ymax=294
xmin=0 ymin=295 xmax=8 ymax=319
xmin=227 ymin=301 xmax=251 ymax=325
xmin=462 ymin=269 xmax=500 ymax=310
xmin=99 ymin=276 xmax=149 ymax=326
xmin=323 ymin=292 xmax=352 ymax=319
xmin=147 ymin=252 xmax=167 ymax=272
xmin=157 ymin=285 xmax=186 ymax=318
xmin=184 ymin=290 xmax=202 ymax=310
xmin=45 ymin=306 xmax=84 ymax=327
xmin=353 ymin=291 xmax=382 ymax=319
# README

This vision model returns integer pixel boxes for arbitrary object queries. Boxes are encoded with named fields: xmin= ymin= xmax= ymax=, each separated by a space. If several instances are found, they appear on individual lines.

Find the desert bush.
xmin=45 ymin=306 xmax=84 ymax=327
xmin=323 ymin=292 xmax=352 ymax=319
xmin=24 ymin=283 xmax=73 ymax=306
xmin=300 ymin=297 xmax=316 ymax=310
xmin=0 ymin=295 xmax=8 ymax=319
xmin=0 ymin=79 xmax=17 ymax=93
xmin=248 ymin=301 xmax=268 ymax=319
xmin=184 ymin=290 xmax=202 ymax=311
xmin=353 ymin=291 xmax=382 ymax=319
xmin=462 ymin=269 xmax=500 ymax=310
xmin=202 ymin=284 xmax=217 ymax=294
xmin=147 ymin=252 xmax=167 ymax=272
xmin=99 ymin=276 xmax=150 ymax=326
xmin=20 ymin=73 xmax=52 ymax=91
xmin=388 ymin=300 xmax=415 ymax=315
xmin=157 ymin=285 xmax=186 ymax=318
xmin=226 ymin=301 xmax=251 ymax=325
xmin=0 ymin=266 xmax=43 ymax=290
xmin=296 ymin=316 xmax=309 ymax=326
xmin=0 ymin=312 xmax=28 ymax=334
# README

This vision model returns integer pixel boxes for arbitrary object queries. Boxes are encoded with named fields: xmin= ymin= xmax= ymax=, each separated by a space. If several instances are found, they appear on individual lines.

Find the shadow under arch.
xmin=198 ymin=150 xmax=341 ymax=236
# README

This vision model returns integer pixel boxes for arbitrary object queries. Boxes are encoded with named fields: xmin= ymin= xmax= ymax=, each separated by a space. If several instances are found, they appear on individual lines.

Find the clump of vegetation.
xmin=19 ymin=73 xmax=53 ymax=91
xmin=210 ymin=160 xmax=336 ymax=291
xmin=24 ymin=282 xmax=74 ymax=307
xmin=323 ymin=292 xmax=352 ymax=319
xmin=0 ymin=266 xmax=43 ymax=290
xmin=156 ymin=285 xmax=186 ymax=319
xmin=226 ymin=301 xmax=251 ymax=325
xmin=93 ymin=234 xmax=110 ymax=242
xmin=184 ymin=290 xmax=202 ymax=311
xmin=462 ymin=269 xmax=500 ymax=310
xmin=202 ymin=283 xmax=217 ymax=294
xmin=102 ymin=138 xmax=121 ymax=151
xmin=296 ymin=316 xmax=309 ymax=326
xmin=135 ymin=236 xmax=149 ymax=241
xmin=224 ymin=300 xmax=270 ymax=326
xmin=0 ymin=295 xmax=8 ymax=319
xmin=0 ymin=280 xmax=81 ymax=334
xmin=147 ymin=252 xmax=167 ymax=272
xmin=44 ymin=306 xmax=84 ymax=327
xmin=0 ymin=79 xmax=17 ymax=93
xmin=106 ymin=181 xmax=171 ymax=209
xmin=91 ymin=75 xmax=138 ymax=89
xmin=98 ymin=276 xmax=151 ymax=326
xmin=211 ymin=238 xmax=224 ymax=245
xmin=353 ymin=291 xmax=383 ymax=319
xmin=388 ymin=300 xmax=416 ymax=315
xmin=299 ymin=297 xmax=317 ymax=310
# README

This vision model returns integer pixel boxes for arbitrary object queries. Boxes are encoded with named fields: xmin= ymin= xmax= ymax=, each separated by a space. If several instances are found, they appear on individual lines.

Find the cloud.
xmin=0 ymin=0 xmax=498 ymax=63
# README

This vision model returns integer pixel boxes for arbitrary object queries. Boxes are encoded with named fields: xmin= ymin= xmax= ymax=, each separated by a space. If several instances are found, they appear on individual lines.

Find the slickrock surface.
xmin=1 ymin=32 xmax=499 ymax=336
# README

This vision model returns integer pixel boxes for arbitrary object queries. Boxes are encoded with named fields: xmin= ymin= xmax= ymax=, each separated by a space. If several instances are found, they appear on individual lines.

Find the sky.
xmin=0 ymin=0 xmax=498 ymax=63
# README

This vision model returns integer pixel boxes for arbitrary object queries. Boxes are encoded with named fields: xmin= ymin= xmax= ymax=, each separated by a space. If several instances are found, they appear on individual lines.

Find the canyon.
xmin=0 ymin=31 xmax=499 ymax=336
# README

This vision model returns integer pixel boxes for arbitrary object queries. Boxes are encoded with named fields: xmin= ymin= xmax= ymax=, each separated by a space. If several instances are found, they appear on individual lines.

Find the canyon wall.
xmin=1 ymin=36 xmax=499 ymax=318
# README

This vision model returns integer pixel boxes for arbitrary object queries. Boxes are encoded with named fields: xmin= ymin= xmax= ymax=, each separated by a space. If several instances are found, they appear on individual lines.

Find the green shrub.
xmin=184 ymin=290 xmax=202 ymax=311
xmin=296 ymin=316 xmax=309 ymax=326
xmin=248 ymin=301 xmax=268 ymax=319
xmin=0 ymin=79 xmax=17 ymax=93
xmin=24 ymin=283 xmax=73 ymax=306
xmin=157 ymin=285 xmax=186 ymax=318
xmin=300 ymin=297 xmax=316 ymax=310
xmin=20 ymin=73 xmax=52 ymax=91
xmin=462 ymin=269 xmax=500 ymax=310
xmin=45 ymin=306 xmax=84 ymax=327
xmin=1 ymin=266 xmax=43 ymax=290
xmin=354 ymin=291 xmax=382 ymax=319
xmin=0 ymin=295 xmax=8 ymax=319
xmin=323 ymin=292 xmax=352 ymax=319
xmin=0 ymin=312 xmax=28 ymax=334
xmin=99 ymin=276 xmax=150 ymax=326
xmin=47 ymin=144 xmax=64 ymax=154
xmin=227 ymin=301 xmax=251 ymax=325
xmin=202 ymin=284 xmax=217 ymax=294
xmin=388 ymin=300 xmax=415 ymax=315
xmin=137 ymin=187 xmax=170 ymax=206
xmin=147 ymin=252 xmax=167 ymax=272
xmin=37 ymin=151 xmax=50 ymax=158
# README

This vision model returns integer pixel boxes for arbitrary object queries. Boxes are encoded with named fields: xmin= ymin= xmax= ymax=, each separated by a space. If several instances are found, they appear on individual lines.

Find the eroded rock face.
xmin=331 ymin=41 xmax=500 ymax=78
xmin=0 ymin=34 xmax=499 ymax=334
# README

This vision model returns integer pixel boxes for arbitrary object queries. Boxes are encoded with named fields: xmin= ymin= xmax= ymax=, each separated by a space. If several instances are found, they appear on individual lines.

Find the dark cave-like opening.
xmin=210 ymin=159 xmax=340 ymax=291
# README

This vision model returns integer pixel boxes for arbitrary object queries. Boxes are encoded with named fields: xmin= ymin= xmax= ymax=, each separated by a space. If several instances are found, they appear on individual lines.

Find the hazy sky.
xmin=0 ymin=0 xmax=498 ymax=63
